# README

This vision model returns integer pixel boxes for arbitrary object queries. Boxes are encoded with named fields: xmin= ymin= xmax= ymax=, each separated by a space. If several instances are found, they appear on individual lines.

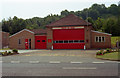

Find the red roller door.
xmin=53 ymin=29 xmax=85 ymax=49
xmin=35 ymin=35 xmax=46 ymax=49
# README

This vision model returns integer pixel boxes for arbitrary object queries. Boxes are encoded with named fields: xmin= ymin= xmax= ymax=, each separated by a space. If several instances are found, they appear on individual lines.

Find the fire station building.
xmin=9 ymin=14 xmax=111 ymax=49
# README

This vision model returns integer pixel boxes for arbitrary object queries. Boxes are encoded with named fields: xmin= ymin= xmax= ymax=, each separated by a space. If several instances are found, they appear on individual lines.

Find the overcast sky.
xmin=0 ymin=0 xmax=119 ymax=21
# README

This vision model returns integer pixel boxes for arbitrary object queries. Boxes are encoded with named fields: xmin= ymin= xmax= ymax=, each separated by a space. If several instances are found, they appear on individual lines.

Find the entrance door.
xmin=25 ymin=39 xmax=29 ymax=49
xmin=35 ymin=36 xmax=46 ymax=49
xmin=29 ymin=39 xmax=31 ymax=49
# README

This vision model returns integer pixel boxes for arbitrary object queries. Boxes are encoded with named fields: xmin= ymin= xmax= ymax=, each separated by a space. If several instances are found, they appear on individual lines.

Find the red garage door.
xmin=35 ymin=35 xmax=46 ymax=49
xmin=53 ymin=29 xmax=85 ymax=49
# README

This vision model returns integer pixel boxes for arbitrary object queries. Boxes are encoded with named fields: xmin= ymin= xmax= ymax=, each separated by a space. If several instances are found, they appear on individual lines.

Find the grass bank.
xmin=96 ymin=52 xmax=120 ymax=61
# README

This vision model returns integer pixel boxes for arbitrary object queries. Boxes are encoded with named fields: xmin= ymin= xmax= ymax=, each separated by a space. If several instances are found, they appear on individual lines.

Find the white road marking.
xmin=92 ymin=62 xmax=105 ymax=64
xmin=0 ymin=61 xmax=3 ymax=63
xmin=62 ymin=67 xmax=97 ymax=70
xmin=29 ymin=61 xmax=39 ymax=63
xmin=106 ymin=61 xmax=117 ymax=63
xmin=49 ymin=61 xmax=60 ymax=64
xmin=105 ymin=61 xmax=118 ymax=63
xmin=11 ymin=61 xmax=20 ymax=63
xmin=70 ymin=61 xmax=83 ymax=64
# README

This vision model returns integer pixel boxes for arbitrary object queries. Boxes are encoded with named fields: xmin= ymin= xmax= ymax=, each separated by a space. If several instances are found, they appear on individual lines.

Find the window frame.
xmin=95 ymin=36 xmax=105 ymax=42
xmin=102 ymin=36 xmax=105 ymax=42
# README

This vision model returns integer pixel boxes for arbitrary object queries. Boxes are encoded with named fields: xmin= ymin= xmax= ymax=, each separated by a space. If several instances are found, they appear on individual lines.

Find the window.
xmin=59 ymin=41 xmax=63 ymax=43
xmin=99 ymin=37 xmax=101 ymax=42
xmin=74 ymin=40 xmax=79 ymax=43
xmin=42 ymin=40 xmax=45 ymax=42
xmin=18 ymin=39 xmax=21 ymax=44
xmin=80 ymin=40 xmax=84 ymax=43
xmin=37 ymin=40 xmax=40 ymax=42
xmin=64 ymin=41 xmax=68 ymax=43
xmin=95 ymin=37 xmax=98 ymax=42
xmin=95 ymin=36 xmax=105 ymax=42
xmin=53 ymin=41 xmax=56 ymax=43
xmin=56 ymin=41 xmax=59 ymax=43
xmin=53 ymin=40 xmax=85 ymax=43
xmin=69 ymin=40 xmax=73 ymax=43
xmin=102 ymin=37 xmax=105 ymax=42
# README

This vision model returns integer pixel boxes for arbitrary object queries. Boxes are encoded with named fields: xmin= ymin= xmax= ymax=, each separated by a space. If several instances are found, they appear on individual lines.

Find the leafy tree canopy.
xmin=1 ymin=3 xmax=120 ymax=36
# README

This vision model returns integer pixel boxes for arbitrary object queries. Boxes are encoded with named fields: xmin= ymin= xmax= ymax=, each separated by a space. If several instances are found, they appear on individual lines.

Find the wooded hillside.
xmin=1 ymin=3 xmax=120 ymax=36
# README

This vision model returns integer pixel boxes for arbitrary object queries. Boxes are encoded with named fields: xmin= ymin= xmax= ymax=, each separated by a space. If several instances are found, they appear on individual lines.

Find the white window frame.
xmin=102 ymin=36 xmax=105 ymax=42
xmin=95 ymin=36 xmax=99 ymax=42
xmin=95 ymin=36 xmax=106 ymax=42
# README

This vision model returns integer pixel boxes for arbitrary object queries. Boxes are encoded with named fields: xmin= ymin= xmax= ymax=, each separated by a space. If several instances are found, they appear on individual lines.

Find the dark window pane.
xmin=56 ymin=41 xmax=59 ymax=43
xmin=18 ymin=39 xmax=21 ymax=44
xmin=42 ymin=40 xmax=45 ymax=42
xmin=99 ymin=37 xmax=101 ymax=42
xmin=69 ymin=40 xmax=73 ymax=43
xmin=59 ymin=41 xmax=63 ymax=43
xmin=102 ymin=37 xmax=105 ymax=42
xmin=80 ymin=40 xmax=84 ymax=43
xmin=74 ymin=40 xmax=79 ymax=43
xmin=96 ymin=37 xmax=98 ymax=42
xmin=37 ymin=40 xmax=40 ymax=42
xmin=64 ymin=41 xmax=68 ymax=43
xmin=53 ymin=41 xmax=56 ymax=43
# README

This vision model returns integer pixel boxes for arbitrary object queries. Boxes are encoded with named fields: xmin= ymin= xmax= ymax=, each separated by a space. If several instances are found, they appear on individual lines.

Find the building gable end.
xmin=10 ymin=29 xmax=34 ymax=38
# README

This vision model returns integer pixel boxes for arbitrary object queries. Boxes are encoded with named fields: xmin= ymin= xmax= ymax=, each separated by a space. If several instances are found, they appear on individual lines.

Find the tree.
xmin=108 ymin=4 xmax=119 ymax=15
xmin=93 ymin=17 xmax=104 ymax=31
xmin=61 ymin=10 xmax=69 ymax=17
xmin=1 ymin=3 xmax=120 ymax=36
xmin=102 ymin=17 xmax=117 ymax=35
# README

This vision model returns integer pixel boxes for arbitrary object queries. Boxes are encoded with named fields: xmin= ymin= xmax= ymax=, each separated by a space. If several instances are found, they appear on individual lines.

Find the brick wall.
xmin=91 ymin=31 xmax=111 ymax=49
xmin=0 ymin=32 xmax=9 ymax=48
xmin=9 ymin=30 xmax=35 ymax=49
xmin=46 ymin=27 xmax=53 ymax=49
xmin=84 ymin=26 xmax=92 ymax=49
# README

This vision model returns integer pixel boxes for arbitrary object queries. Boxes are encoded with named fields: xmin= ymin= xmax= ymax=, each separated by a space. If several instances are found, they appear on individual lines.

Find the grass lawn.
xmin=96 ymin=52 xmax=120 ymax=61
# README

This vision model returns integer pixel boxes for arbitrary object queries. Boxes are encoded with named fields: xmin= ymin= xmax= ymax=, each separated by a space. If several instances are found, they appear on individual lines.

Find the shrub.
xmin=12 ymin=49 xmax=18 ymax=54
xmin=3 ymin=51 xmax=8 ymax=56
xmin=8 ymin=51 xmax=13 ymax=55
xmin=96 ymin=50 xmax=104 ymax=55
xmin=102 ymin=51 xmax=106 ymax=55
xmin=106 ymin=48 xmax=111 ymax=53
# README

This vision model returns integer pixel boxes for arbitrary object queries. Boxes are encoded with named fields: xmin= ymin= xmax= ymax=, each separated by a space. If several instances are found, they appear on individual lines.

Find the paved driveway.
xmin=2 ymin=50 xmax=111 ymax=63
xmin=15 ymin=50 xmax=97 ymax=57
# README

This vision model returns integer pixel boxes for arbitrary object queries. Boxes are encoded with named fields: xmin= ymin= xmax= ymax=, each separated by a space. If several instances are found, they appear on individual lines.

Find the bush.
xmin=3 ymin=51 xmax=8 ymax=56
xmin=12 ymin=49 xmax=18 ymax=54
xmin=8 ymin=51 xmax=13 ymax=55
xmin=96 ymin=50 xmax=104 ymax=55
xmin=106 ymin=48 xmax=111 ymax=53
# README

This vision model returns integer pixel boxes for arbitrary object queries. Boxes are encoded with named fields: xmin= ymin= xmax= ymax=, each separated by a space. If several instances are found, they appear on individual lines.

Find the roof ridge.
xmin=46 ymin=14 xmax=91 ymax=27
